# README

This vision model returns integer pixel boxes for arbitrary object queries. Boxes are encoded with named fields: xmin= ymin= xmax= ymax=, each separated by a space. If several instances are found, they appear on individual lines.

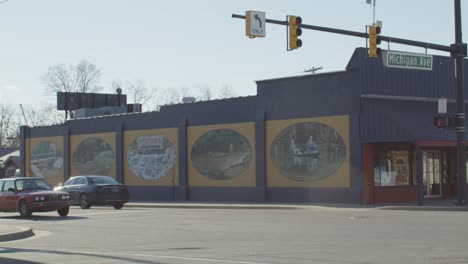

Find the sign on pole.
xmin=383 ymin=51 xmax=433 ymax=70
xmin=245 ymin=10 xmax=266 ymax=38
xmin=438 ymin=98 xmax=447 ymax=114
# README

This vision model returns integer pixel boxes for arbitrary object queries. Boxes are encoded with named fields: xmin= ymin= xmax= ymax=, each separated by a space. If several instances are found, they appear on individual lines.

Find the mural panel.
xmin=127 ymin=135 xmax=176 ymax=180
xmin=270 ymin=122 xmax=346 ymax=182
xmin=191 ymin=129 xmax=252 ymax=180
xmin=30 ymin=141 xmax=63 ymax=178
xmin=72 ymin=138 xmax=114 ymax=175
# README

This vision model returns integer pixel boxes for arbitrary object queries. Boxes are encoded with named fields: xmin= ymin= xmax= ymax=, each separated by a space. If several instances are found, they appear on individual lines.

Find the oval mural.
xmin=191 ymin=129 xmax=252 ymax=180
xmin=30 ymin=141 xmax=63 ymax=178
xmin=127 ymin=135 xmax=176 ymax=180
xmin=270 ymin=122 xmax=346 ymax=182
xmin=73 ymin=138 xmax=114 ymax=175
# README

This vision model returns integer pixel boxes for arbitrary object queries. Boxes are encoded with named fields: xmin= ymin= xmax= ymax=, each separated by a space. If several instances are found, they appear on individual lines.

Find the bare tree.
xmin=177 ymin=85 xmax=190 ymax=99
xmin=157 ymin=85 xmax=194 ymax=106
xmin=42 ymin=60 xmax=102 ymax=93
xmin=0 ymin=104 xmax=17 ymax=147
xmin=197 ymin=84 xmax=213 ymax=101
xmin=22 ymin=104 xmax=64 ymax=127
xmin=75 ymin=60 xmax=102 ymax=92
xmin=42 ymin=64 xmax=75 ymax=93
xmin=112 ymin=79 xmax=157 ymax=107
xmin=217 ymin=85 xmax=236 ymax=99
xmin=159 ymin=87 xmax=181 ymax=105
xmin=5 ymin=126 xmax=20 ymax=148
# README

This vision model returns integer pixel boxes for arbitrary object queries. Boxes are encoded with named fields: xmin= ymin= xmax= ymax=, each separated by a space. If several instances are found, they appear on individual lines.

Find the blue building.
xmin=21 ymin=48 xmax=468 ymax=204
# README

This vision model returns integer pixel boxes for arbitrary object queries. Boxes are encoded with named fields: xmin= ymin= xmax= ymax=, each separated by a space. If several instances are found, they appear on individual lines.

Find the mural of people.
xmin=271 ymin=122 xmax=346 ymax=182
xmin=72 ymin=138 xmax=114 ymax=175
xmin=127 ymin=135 xmax=177 ymax=180
xmin=191 ymin=129 xmax=252 ymax=180
xmin=30 ymin=141 xmax=63 ymax=178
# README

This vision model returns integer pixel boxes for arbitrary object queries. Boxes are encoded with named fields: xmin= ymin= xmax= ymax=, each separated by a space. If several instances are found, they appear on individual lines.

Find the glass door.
xmin=423 ymin=151 xmax=442 ymax=197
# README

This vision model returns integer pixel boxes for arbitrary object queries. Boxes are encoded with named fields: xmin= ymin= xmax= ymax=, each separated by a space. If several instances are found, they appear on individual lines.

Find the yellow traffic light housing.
xmin=368 ymin=25 xmax=381 ymax=58
xmin=288 ymin=16 xmax=302 ymax=50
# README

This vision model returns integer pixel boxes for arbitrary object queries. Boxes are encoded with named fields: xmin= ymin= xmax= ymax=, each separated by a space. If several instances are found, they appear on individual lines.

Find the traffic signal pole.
xmin=233 ymin=1 xmax=468 ymax=205
xmin=232 ymin=14 xmax=454 ymax=53
xmin=453 ymin=0 xmax=466 ymax=205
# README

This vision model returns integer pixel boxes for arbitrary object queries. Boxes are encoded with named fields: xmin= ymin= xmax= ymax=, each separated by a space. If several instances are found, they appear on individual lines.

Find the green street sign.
xmin=383 ymin=51 xmax=433 ymax=70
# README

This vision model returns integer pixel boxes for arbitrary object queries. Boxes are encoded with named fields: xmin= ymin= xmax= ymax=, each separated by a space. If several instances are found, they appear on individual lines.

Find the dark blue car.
xmin=55 ymin=175 xmax=129 ymax=209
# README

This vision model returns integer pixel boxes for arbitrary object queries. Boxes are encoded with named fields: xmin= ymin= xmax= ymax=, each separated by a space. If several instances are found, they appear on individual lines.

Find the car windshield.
xmin=15 ymin=179 xmax=53 ymax=191
xmin=88 ymin=177 xmax=118 ymax=185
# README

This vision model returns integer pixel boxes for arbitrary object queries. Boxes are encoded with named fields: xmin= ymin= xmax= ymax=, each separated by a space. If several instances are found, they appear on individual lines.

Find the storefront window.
xmin=441 ymin=152 xmax=448 ymax=184
xmin=374 ymin=147 xmax=411 ymax=186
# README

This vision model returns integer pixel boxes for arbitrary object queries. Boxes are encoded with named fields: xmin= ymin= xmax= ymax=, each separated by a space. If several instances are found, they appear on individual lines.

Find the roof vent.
xmin=182 ymin=97 xmax=196 ymax=103
xmin=127 ymin=103 xmax=142 ymax=113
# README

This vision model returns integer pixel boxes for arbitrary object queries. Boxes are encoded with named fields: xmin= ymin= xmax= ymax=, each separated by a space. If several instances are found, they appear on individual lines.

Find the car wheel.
xmin=79 ymin=194 xmax=91 ymax=209
xmin=112 ymin=203 xmax=124 ymax=210
xmin=57 ymin=207 xmax=69 ymax=217
xmin=18 ymin=200 xmax=32 ymax=218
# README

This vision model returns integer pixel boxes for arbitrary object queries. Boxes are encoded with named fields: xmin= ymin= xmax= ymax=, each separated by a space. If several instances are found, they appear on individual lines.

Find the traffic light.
xmin=288 ymin=16 xmax=302 ymax=50
xmin=368 ymin=25 xmax=381 ymax=58
xmin=434 ymin=115 xmax=459 ymax=129
xmin=433 ymin=115 xmax=449 ymax=129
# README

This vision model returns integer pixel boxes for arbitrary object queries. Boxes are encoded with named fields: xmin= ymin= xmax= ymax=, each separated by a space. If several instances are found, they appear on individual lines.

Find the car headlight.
xmin=40 ymin=196 xmax=45 ymax=201
xmin=62 ymin=195 xmax=68 ymax=200
xmin=34 ymin=196 xmax=40 ymax=201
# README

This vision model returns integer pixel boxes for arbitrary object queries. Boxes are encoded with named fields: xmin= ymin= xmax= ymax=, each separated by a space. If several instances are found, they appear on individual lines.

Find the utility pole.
xmin=453 ymin=0 xmax=466 ymax=205
xmin=19 ymin=104 xmax=28 ymax=126
xmin=304 ymin=66 xmax=323 ymax=74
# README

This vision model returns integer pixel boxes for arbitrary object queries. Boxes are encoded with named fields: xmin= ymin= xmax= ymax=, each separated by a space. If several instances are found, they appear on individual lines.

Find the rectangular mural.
xmin=123 ymin=128 xmax=178 ymax=186
xmin=266 ymin=115 xmax=350 ymax=188
xmin=70 ymin=133 xmax=116 ymax=178
xmin=187 ymin=122 xmax=256 ymax=187
xmin=26 ymin=136 xmax=64 ymax=186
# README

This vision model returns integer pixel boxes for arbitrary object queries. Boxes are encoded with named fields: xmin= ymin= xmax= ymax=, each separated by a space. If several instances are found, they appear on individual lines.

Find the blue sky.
xmin=0 ymin=0 xmax=466 ymax=108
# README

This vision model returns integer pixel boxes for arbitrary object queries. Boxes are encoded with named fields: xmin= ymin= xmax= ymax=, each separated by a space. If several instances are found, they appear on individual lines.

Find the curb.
xmin=125 ymin=203 xmax=301 ymax=210
xmin=125 ymin=203 xmax=468 ymax=212
xmin=0 ymin=227 xmax=35 ymax=242
xmin=375 ymin=206 xmax=468 ymax=211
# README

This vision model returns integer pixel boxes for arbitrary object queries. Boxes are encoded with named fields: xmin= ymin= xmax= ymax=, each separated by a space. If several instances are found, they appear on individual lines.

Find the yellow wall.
xmin=70 ymin=132 xmax=116 ymax=178
xmin=266 ymin=115 xmax=350 ymax=188
xmin=123 ymin=128 xmax=179 ymax=186
xmin=26 ymin=136 xmax=64 ymax=186
xmin=187 ymin=122 xmax=256 ymax=187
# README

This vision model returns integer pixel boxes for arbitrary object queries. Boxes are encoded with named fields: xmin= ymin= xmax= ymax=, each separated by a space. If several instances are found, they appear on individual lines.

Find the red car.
xmin=0 ymin=177 xmax=71 ymax=218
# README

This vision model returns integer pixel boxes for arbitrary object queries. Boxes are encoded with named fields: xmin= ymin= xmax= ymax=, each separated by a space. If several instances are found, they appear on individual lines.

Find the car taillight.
xmin=96 ymin=186 xmax=107 ymax=192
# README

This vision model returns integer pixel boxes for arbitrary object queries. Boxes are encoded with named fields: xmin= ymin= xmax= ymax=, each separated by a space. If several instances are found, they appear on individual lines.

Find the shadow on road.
xmin=0 ymin=247 xmax=167 ymax=264
xmin=0 ymin=257 xmax=43 ymax=264
xmin=0 ymin=215 xmax=88 ymax=221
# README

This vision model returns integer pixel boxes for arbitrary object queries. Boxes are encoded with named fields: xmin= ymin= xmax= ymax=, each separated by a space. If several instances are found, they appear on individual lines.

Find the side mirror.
xmin=8 ymin=188 xmax=16 ymax=192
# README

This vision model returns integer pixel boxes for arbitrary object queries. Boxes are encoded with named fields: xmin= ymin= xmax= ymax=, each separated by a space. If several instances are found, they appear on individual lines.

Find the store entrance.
xmin=423 ymin=151 xmax=442 ymax=197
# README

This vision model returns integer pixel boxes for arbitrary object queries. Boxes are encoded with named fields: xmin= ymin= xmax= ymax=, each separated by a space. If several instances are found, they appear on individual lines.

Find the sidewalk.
xmin=124 ymin=199 xmax=468 ymax=211
xmin=372 ymin=199 xmax=468 ymax=211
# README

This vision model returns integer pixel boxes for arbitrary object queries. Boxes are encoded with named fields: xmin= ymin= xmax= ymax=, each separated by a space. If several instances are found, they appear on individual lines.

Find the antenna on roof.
xmin=366 ymin=0 xmax=376 ymax=25
xmin=304 ymin=66 xmax=323 ymax=74
xmin=19 ymin=104 xmax=28 ymax=126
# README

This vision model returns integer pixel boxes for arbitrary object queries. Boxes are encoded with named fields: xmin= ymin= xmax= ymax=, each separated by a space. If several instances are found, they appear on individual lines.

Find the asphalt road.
xmin=0 ymin=206 xmax=468 ymax=264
